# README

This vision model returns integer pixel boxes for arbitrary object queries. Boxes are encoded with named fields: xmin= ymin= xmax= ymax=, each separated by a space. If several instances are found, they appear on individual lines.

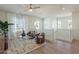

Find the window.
xmin=52 ymin=20 xmax=57 ymax=30
xmin=57 ymin=15 xmax=72 ymax=29
xmin=68 ymin=19 xmax=72 ymax=29
xmin=14 ymin=16 xmax=25 ymax=32
xmin=58 ymin=20 xmax=61 ymax=29
xmin=44 ymin=19 xmax=52 ymax=30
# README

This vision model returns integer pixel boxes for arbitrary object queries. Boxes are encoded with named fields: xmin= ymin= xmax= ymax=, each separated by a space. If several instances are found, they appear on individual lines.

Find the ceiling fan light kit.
xmin=29 ymin=9 xmax=32 ymax=12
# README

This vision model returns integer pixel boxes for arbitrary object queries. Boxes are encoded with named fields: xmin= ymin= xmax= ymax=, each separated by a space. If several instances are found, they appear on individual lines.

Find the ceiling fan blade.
xmin=32 ymin=6 xmax=40 ymax=9
xmin=24 ymin=4 xmax=40 ymax=12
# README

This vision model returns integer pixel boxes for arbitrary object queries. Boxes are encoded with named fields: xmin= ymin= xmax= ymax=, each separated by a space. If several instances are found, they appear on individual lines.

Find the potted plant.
xmin=0 ymin=20 xmax=13 ymax=51
xmin=0 ymin=21 xmax=8 ymax=51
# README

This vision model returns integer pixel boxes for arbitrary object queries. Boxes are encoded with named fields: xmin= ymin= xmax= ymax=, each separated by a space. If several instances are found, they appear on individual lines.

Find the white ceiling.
xmin=0 ymin=4 xmax=79 ymax=18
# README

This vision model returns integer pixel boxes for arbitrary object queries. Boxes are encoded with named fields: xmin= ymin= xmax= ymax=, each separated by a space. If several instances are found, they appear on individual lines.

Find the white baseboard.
xmin=46 ymin=39 xmax=72 ymax=43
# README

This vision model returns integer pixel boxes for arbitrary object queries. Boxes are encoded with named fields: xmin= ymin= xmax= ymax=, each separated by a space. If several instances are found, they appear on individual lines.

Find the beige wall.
xmin=72 ymin=12 xmax=79 ymax=30
xmin=72 ymin=11 xmax=79 ymax=40
xmin=0 ymin=11 xmax=8 ymax=21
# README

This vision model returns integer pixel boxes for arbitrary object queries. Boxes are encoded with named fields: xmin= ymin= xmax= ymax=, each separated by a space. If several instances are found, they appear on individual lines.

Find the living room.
xmin=0 ymin=4 xmax=79 ymax=54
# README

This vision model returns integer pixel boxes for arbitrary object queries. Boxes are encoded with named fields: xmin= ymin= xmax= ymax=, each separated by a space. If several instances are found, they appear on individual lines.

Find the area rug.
xmin=7 ymin=39 xmax=46 ymax=54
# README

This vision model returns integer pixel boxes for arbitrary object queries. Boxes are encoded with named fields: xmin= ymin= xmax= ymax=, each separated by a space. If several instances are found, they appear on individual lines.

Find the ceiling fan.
xmin=25 ymin=4 xmax=40 ymax=12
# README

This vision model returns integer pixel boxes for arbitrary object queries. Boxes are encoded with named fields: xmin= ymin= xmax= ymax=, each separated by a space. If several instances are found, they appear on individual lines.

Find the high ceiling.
xmin=0 ymin=4 xmax=79 ymax=18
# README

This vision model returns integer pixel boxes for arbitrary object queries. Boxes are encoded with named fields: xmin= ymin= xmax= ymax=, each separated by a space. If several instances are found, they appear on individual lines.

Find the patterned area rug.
xmin=7 ymin=39 xmax=45 ymax=54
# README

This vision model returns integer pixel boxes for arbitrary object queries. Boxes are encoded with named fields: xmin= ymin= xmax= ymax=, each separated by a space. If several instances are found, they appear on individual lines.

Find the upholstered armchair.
xmin=35 ymin=33 xmax=45 ymax=44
